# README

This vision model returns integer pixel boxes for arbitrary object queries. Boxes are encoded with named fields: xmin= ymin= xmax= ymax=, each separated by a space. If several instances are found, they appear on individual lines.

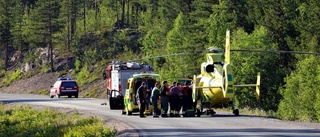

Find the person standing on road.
xmin=137 ymin=82 xmax=147 ymax=118
xmin=170 ymin=83 xmax=181 ymax=117
xmin=169 ymin=82 xmax=176 ymax=116
xmin=183 ymin=83 xmax=193 ymax=117
xmin=151 ymin=82 xmax=160 ymax=118
xmin=160 ymin=81 xmax=170 ymax=117
xmin=145 ymin=80 xmax=153 ymax=115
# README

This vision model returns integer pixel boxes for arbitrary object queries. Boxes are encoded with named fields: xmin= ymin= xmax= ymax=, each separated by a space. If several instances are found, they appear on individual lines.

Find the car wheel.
xmin=74 ymin=94 xmax=78 ymax=98
xmin=68 ymin=95 xmax=72 ymax=98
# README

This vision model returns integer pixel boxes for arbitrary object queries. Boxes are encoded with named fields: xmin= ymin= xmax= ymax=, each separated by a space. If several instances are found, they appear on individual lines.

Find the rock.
xmin=21 ymin=62 xmax=35 ymax=73
xmin=55 ymin=57 xmax=75 ymax=72
xmin=11 ymin=51 xmax=22 ymax=62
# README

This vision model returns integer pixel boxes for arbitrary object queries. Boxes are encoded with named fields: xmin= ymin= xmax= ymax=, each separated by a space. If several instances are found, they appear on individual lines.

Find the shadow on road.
xmin=123 ymin=128 xmax=320 ymax=137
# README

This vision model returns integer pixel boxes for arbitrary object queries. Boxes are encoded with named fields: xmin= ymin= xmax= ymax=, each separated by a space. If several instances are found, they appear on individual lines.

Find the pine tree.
xmin=29 ymin=0 xmax=62 ymax=72
xmin=0 ymin=0 xmax=14 ymax=71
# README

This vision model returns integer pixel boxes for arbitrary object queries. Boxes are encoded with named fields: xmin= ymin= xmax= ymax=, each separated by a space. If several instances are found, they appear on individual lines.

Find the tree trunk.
xmin=127 ymin=0 xmax=129 ymax=25
xmin=84 ymin=1 xmax=86 ymax=31
xmin=131 ymin=5 xmax=134 ymax=28
xmin=121 ymin=0 xmax=125 ymax=29
xmin=116 ymin=1 xmax=120 ymax=28
xmin=95 ymin=0 xmax=98 ymax=20
xmin=67 ymin=11 xmax=70 ymax=51
xmin=3 ymin=1 xmax=9 ymax=71
xmin=135 ymin=4 xmax=138 ymax=28
xmin=19 ymin=2 xmax=24 ymax=51
xmin=5 ymin=41 xmax=9 ymax=71
xmin=71 ymin=0 xmax=77 ymax=42
xmin=49 ymin=16 xmax=54 ymax=72
xmin=67 ymin=0 xmax=71 ymax=52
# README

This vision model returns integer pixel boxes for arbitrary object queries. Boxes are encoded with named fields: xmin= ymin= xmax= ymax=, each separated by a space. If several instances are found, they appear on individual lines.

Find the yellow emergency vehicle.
xmin=122 ymin=73 xmax=161 ymax=116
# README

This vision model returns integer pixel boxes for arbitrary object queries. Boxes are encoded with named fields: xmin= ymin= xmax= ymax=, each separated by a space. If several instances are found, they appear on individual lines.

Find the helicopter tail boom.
xmin=233 ymin=72 xmax=261 ymax=100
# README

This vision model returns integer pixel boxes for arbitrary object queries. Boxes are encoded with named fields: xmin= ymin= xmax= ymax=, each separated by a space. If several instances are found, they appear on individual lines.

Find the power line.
xmin=230 ymin=49 xmax=320 ymax=55
xmin=128 ymin=49 xmax=320 ymax=62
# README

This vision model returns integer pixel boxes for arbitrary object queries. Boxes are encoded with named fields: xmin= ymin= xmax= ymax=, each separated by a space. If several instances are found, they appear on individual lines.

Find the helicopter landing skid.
xmin=205 ymin=110 xmax=216 ymax=115
xmin=233 ymin=109 xmax=239 ymax=116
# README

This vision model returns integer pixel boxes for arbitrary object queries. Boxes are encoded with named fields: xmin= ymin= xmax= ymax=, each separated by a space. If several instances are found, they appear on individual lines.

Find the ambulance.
xmin=122 ymin=73 xmax=161 ymax=116
xmin=102 ymin=61 xmax=154 ymax=110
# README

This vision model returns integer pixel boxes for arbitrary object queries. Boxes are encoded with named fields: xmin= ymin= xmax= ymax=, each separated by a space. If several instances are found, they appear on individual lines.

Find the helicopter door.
xmin=109 ymin=90 xmax=124 ymax=110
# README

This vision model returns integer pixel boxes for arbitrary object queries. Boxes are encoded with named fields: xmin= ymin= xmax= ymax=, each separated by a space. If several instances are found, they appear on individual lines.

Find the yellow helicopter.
xmin=192 ymin=30 xmax=260 ymax=117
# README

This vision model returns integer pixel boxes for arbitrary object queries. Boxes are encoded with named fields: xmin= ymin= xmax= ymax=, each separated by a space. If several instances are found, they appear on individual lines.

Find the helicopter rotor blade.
xmin=128 ymin=52 xmax=190 ymax=62
xmin=127 ymin=49 xmax=320 ymax=62
xmin=230 ymin=49 xmax=320 ymax=55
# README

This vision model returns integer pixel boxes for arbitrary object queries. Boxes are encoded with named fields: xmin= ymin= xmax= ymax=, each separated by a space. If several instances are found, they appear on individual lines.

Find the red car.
xmin=49 ymin=78 xmax=79 ymax=98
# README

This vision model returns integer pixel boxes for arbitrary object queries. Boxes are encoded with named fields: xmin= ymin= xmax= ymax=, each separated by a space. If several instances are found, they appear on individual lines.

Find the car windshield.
xmin=61 ymin=82 xmax=77 ymax=87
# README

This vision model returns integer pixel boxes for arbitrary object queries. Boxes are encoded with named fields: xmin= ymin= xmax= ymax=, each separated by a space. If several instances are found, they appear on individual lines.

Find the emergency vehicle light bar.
xmin=58 ymin=77 xmax=72 ymax=80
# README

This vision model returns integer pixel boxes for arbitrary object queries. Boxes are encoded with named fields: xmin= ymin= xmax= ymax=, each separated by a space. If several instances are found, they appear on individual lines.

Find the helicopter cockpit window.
xmin=205 ymin=64 xmax=214 ymax=73
xmin=208 ymin=47 xmax=223 ymax=53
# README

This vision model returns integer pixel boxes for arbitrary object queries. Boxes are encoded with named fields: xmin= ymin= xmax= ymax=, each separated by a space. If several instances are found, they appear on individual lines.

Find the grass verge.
xmin=0 ymin=104 xmax=116 ymax=137
xmin=216 ymin=107 xmax=277 ymax=118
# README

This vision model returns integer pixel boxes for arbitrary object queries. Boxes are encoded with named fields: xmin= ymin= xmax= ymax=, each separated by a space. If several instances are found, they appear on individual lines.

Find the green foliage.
xmin=232 ymin=27 xmax=282 ymax=111
xmin=74 ymin=58 xmax=82 ymax=74
xmin=83 ymin=89 xmax=99 ymax=98
xmin=206 ymin=0 xmax=236 ymax=48
xmin=2 ymin=0 xmax=320 ymax=123
xmin=163 ymin=12 xmax=202 ymax=81
xmin=1 ymin=69 xmax=21 ymax=87
xmin=0 ymin=104 xmax=116 ymax=137
xmin=23 ymin=71 xmax=38 ymax=79
xmin=23 ymin=48 xmax=40 ymax=64
xmin=76 ymin=65 xmax=98 ymax=86
xmin=38 ymin=89 xmax=49 ymax=95
xmin=277 ymin=56 xmax=320 ymax=122
xmin=40 ymin=63 xmax=51 ymax=74
xmin=0 ymin=69 xmax=5 ymax=78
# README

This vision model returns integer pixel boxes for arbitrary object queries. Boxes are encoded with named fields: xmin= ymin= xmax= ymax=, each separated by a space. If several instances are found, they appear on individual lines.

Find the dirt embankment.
xmin=0 ymin=73 xmax=56 ymax=94
xmin=0 ymin=72 xmax=106 ymax=98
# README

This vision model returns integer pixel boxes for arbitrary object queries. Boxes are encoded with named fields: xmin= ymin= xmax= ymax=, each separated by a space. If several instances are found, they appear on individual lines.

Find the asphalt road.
xmin=1 ymin=93 xmax=320 ymax=137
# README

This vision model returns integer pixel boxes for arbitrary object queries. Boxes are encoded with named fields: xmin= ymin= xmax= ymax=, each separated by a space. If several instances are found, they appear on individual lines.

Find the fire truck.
xmin=102 ymin=60 xmax=154 ymax=109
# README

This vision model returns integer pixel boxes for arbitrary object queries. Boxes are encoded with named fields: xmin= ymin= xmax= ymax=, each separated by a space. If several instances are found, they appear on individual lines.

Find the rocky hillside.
xmin=0 ymin=47 xmax=107 ymax=98
xmin=0 ymin=72 xmax=106 ymax=98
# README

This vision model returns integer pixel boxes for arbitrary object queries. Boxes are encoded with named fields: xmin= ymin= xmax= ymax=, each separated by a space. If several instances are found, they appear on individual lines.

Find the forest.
xmin=1 ymin=0 xmax=320 ymax=122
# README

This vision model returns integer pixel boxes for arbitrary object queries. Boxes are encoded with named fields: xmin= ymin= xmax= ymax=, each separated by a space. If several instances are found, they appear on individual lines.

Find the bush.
xmin=0 ymin=104 xmax=116 ymax=137
xmin=277 ymin=56 xmax=320 ymax=122
xmin=40 ymin=63 xmax=50 ymax=74
xmin=0 ymin=70 xmax=5 ymax=78
xmin=24 ymin=50 xmax=39 ymax=63
xmin=1 ymin=69 xmax=21 ymax=87
xmin=76 ymin=65 xmax=98 ymax=86
xmin=74 ymin=58 xmax=82 ymax=74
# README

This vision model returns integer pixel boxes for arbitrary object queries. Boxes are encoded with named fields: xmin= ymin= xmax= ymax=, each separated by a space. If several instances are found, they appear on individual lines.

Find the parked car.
xmin=49 ymin=77 xmax=79 ymax=98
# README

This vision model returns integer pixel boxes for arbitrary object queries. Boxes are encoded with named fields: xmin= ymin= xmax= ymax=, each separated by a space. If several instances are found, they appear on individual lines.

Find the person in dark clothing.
xmin=146 ymin=80 xmax=154 ymax=112
xmin=151 ymin=82 xmax=161 ymax=118
xmin=170 ymin=83 xmax=181 ymax=117
xmin=160 ymin=81 xmax=170 ymax=117
xmin=182 ymin=83 xmax=193 ymax=116
xmin=137 ymin=82 xmax=147 ymax=118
